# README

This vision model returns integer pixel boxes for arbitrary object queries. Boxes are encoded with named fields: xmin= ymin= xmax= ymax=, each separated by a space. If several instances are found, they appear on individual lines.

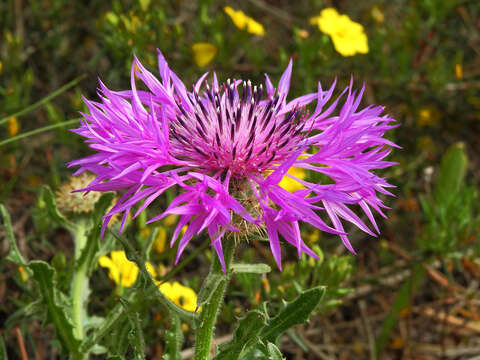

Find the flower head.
xmin=69 ymin=51 xmax=398 ymax=271
xmin=310 ymin=8 xmax=368 ymax=56
xmin=98 ymin=250 xmax=156 ymax=287
xmin=224 ymin=6 xmax=265 ymax=36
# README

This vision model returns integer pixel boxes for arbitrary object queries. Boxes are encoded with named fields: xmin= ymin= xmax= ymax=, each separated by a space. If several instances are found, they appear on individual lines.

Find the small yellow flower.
xmin=417 ymin=107 xmax=440 ymax=127
xmin=18 ymin=266 xmax=28 ymax=282
xmin=310 ymin=8 xmax=368 ymax=56
xmin=455 ymin=63 xmax=463 ymax=79
xmin=7 ymin=117 xmax=19 ymax=137
xmin=370 ymin=5 xmax=385 ymax=24
xmin=297 ymin=29 xmax=310 ymax=39
xmin=278 ymin=167 xmax=306 ymax=192
xmin=191 ymin=43 xmax=218 ymax=67
xmin=224 ymin=6 xmax=265 ymax=36
xmin=157 ymin=281 xmax=198 ymax=312
xmin=153 ymin=227 xmax=167 ymax=254
xmin=0 ymin=61 xmax=3 ymax=75
xmin=98 ymin=250 xmax=156 ymax=287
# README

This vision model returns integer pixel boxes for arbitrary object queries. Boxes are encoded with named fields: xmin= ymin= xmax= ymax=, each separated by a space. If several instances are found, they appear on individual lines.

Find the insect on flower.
xmin=69 ymin=50 xmax=398 ymax=272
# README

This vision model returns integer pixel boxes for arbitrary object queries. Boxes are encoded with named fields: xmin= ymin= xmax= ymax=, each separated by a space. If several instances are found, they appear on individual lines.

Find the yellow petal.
xmin=154 ymin=227 xmax=167 ymax=254
xmin=224 ymin=6 xmax=264 ymax=36
xmin=146 ymin=262 xmax=157 ymax=278
xmin=245 ymin=18 xmax=265 ymax=36
xmin=278 ymin=167 xmax=306 ymax=193
xmin=191 ymin=43 xmax=218 ymax=67
xmin=224 ymin=6 xmax=247 ymax=30
xmin=98 ymin=255 xmax=121 ymax=285
xmin=7 ymin=117 xmax=19 ymax=137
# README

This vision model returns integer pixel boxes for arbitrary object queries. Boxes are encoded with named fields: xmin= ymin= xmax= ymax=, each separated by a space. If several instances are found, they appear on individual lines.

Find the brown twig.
xmin=15 ymin=327 xmax=28 ymax=360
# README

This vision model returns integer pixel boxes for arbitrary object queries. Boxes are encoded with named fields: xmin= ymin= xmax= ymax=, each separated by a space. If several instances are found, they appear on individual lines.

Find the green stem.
xmin=71 ymin=221 xmax=88 ymax=343
xmin=194 ymin=238 xmax=236 ymax=360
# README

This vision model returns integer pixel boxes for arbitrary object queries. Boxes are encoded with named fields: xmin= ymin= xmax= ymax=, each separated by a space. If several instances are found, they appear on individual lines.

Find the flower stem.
xmin=194 ymin=238 xmax=236 ymax=360
xmin=71 ymin=221 xmax=88 ymax=343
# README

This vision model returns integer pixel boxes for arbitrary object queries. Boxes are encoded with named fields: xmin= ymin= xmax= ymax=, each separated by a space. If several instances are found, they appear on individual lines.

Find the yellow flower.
xmin=7 ymin=117 xmax=19 ymax=137
xmin=191 ymin=43 xmax=217 ymax=67
xmin=98 ymin=250 xmax=156 ymax=287
xmin=163 ymin=214 xmax=178 ymax=227
xmin=297 ymin=29 xmax=310 ymax=39
xmin=153 ymin=227 xmax=167 ymax=254
xmin=224 ymin=6 xmax=265 ymax=36
xmin=455 ymin=63 xmax=463 ymax=79
xmin=18 ymin=266 xmax=28 ymax=282
xmin=370 ymin=5 xmax=384 ymax=24
xmin=157 ymin=281 xmax=198 ymax=312
xmin=310 ymin=8 xmax=368 ymax=56
xmin=278 ymin=167 xmax=306 ymax=192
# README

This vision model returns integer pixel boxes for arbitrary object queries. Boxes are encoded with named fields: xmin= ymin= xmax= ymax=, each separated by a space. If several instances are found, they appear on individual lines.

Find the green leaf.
xmin=162 ymin=313 xmax=183 ymax=360
xmin=231 ymin=263 xmax=271 ymax=274
xmin=5 ymin=300 xmax=42 ymax=333
xmin=79 ymin=293 xmax=134 ymax=354
xmin=434 ymin=142 xmax=468 ymax=209
xmin=260 ymin=287 xmax=325 ymax=344
xmin=0 ymin=334 xmax=7 ymax=360
xmin=214 ymin=311 xmax=267 ymax=360
xmin=376 ymin=264 xmax=426 ymax=356
xmin=0 ymin=118 xmax=81 ymax=147
xmin=120 ymin=299 xmax=146 ymax=360
xmin=139 ymin=0 xmax=150 ymax=11
xmin=40 ymin=186 xmax=76 ymax=232
xmin=29 ymin=260 xmax=80 ymax=355
xmin=196 ymin=274 xmax=225 ymax=308
xmin=1 ymin=204 xmax=29 ymax=269
xmin=266 ymin=342 xmax=284 ymax=360
xmin=0 ymin=75 xmax=85 ymax=126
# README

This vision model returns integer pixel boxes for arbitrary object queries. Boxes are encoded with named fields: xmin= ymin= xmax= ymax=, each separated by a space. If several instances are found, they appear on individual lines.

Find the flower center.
xmin=170 ymin=79 xmax=307 ymax=178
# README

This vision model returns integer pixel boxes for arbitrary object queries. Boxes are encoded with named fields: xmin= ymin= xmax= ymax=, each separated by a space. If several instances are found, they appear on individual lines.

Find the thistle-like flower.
xmin=69 ymin=50 xmax=398 ymax=271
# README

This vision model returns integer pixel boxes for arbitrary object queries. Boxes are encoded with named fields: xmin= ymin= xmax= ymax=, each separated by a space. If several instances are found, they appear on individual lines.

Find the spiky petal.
xmin=68 ymin=50 xmax=398 ymax=271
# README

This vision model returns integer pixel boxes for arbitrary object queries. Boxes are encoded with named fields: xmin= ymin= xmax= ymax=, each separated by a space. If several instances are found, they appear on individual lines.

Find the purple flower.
xmin=68 ymin=50 xmax=398 ymax=271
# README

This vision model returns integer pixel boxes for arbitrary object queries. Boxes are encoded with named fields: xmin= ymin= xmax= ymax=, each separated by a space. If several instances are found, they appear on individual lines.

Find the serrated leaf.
xmin=5 ymin=300 xmax=42 ymax=333
xmin=41 ymin=186 xmax=76 ymax=232
xmin=214 ymin=311 xmax=266 ymax=360
xmin=231 ymin=263 xmax=271 ymax=274
xmin=1 ymin=204 xmax=29 ymax=270
xmin=260 ymin=287 xmax=325 ymax=344
xmin=29 ymin=260 xmax=80 ymax=355
xmin=120 ymin=299 xmax=145 ymax=360
xmin=434 ymin=142 xmax=468 ymax=209
xmin=197 ymin=274 xmax=225 ymax=308
xmin=266 ymin=342 xmax=283 ymax=359
xmin=163 ymin=313 xmax=183 ymax=360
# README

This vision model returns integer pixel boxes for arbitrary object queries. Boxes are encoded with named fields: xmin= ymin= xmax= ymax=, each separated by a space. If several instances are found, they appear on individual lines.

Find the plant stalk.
xmin=194 ymin=238 xmax=236 ymax=360
xmin=71 ymin=221 xmax=88 ymax=343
